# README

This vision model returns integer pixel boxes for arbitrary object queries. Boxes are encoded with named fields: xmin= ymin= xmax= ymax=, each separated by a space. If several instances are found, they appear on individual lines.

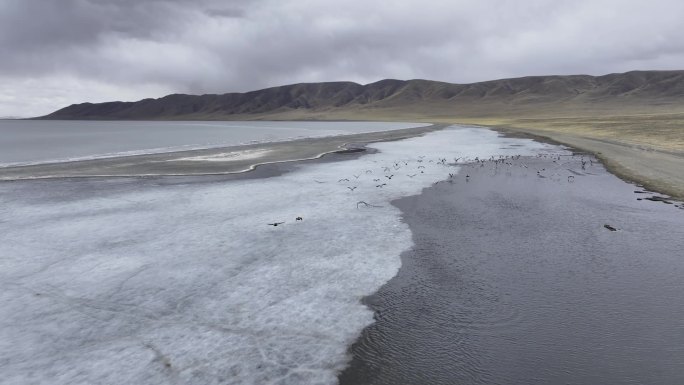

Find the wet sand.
xmin=0 ymin=124 xmax=444 ymax=180
xmin=339 ymin=151 xmax=684 ymax=384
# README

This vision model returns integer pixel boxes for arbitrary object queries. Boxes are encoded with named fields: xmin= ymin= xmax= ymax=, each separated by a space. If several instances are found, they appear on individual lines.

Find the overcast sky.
xmin=1 ymin=0 xmax=683 ymax=117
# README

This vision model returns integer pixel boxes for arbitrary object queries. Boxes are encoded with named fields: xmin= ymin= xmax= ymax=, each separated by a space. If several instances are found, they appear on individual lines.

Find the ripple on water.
xmin=340 ymin=152 xmax=684 ymax=385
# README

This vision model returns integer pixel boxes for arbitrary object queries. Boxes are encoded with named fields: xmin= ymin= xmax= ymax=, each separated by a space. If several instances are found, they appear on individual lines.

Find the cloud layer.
xmin=1 ymin=0 xmax=683 ymax=116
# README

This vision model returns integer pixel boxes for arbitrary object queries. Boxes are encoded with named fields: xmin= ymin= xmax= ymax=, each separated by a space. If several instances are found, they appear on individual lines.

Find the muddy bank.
xmin=492 ymin=126 xmax=684 ymax=201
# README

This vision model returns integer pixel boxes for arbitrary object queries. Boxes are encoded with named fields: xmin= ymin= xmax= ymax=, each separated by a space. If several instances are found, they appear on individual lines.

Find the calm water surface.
xmin=340 ymin=153 xmax=684 ymax=385
xmin=0 ymin=120 xmax=426 ymax=166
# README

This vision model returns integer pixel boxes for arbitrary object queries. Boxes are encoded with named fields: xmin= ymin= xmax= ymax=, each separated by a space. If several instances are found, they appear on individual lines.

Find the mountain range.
xmin=38 ymin=70 xmax=684 ymax=120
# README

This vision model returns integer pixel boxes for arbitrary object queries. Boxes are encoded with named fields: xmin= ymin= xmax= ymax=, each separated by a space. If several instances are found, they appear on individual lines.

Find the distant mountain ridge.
xmin=39 ymin=70 xmax=684 ymax=120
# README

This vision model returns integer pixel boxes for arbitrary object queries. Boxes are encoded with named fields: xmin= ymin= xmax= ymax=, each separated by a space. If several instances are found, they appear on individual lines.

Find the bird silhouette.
xmin=376 ymin=183 xmax=387 ymax=188
xmin=347 ymin=186 xmax=357 ymax=191
xmin=407 ymin=174 xmax=417 ymax=178
xmin=267 ymin=222 xmax=285 ymax=227
xmin=338 ymin=178 xmax=350 ymax=182
xmin=385 ymin=175 xmax=394 ymax=179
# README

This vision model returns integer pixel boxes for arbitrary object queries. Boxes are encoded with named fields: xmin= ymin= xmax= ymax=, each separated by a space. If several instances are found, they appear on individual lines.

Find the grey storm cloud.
xmin=1 ymin=0 xmax=684 ymax=116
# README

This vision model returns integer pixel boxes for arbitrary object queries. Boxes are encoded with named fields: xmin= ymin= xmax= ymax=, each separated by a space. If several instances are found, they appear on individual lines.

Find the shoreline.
xmin=0 ymin=124 xmax=445 ymax=180
xmin=483 ymin=124 xmax=684 ymax=201
xmin=2 ymin=119 xmax=680 ymax=203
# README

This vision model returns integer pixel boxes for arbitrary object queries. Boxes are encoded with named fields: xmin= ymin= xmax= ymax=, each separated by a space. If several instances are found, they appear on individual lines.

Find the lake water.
xmin=0 ymin=120 xmax=428 ymax=166
xmin=340 ymin=149 xmax=684 ymax=385
xmin=0 ymin=126 xmax=549 ymax=384
xmin=2 ymin=125 xmax=682 ymax=384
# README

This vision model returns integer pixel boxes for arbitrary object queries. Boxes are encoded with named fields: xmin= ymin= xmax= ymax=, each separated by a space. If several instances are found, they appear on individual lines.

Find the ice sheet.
xmin=0 ymin=126 xmax=551 ymax=384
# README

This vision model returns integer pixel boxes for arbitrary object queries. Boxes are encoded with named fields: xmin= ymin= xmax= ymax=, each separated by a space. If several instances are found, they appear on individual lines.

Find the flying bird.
xmin=347 ymin=186 xmax=357 ymax=191
xmin=267 ymin=222 xmax=285 ymax=227
xmin=338 ymin=178 xmax=350 ymax=182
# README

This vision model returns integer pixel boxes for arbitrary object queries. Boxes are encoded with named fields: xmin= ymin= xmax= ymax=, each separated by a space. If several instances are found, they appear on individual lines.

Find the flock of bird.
xmin=267 ymin=151 xmax=597 ymax=227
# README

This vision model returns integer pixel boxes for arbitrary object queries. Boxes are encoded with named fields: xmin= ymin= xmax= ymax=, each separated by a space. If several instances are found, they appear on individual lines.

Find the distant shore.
xmin=0 ymin=124 xmax=445 ymax=180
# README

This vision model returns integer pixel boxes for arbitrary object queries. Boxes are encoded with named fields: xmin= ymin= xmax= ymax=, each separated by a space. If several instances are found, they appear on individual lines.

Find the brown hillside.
xmin=39 ymin=70 xmax=684 ymax=121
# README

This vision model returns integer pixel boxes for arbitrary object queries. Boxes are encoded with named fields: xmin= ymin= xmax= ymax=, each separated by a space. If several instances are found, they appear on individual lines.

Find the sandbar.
xmin=0 ymin=124 xmax=445 ymax=180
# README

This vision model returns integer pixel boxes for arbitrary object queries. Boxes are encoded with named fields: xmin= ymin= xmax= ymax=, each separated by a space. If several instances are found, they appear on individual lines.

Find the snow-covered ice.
xmin=0 ymin=126 xmax=550 ymax=384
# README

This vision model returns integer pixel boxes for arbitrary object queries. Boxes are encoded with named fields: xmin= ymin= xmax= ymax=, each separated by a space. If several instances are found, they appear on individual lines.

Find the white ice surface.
xmin=172 ymin=149 xmax=272 ymax=162
xmin=0 ymin=126 xmax=550 ymax=385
